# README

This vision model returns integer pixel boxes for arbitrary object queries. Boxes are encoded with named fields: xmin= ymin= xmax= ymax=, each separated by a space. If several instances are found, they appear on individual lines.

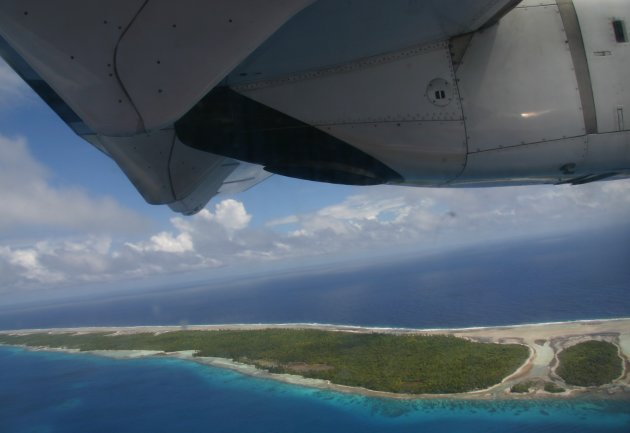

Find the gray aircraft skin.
xmin=0 ymin=0 xmax=628 ymax=215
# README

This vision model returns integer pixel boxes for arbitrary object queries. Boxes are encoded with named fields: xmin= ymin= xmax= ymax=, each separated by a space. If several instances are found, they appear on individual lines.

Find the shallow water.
xmin=1 ymin=346 xmax=628 ymax=433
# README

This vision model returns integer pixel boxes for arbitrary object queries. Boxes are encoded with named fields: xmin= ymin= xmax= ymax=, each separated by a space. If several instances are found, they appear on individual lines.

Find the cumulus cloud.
xmin=201 ymin=199 xmax=252 ymax=231
xmin=0 ymin=135 xmax=148 ymax=234
xmin=0 ymin=245 xmax=65 ymax=284
xmin=149 ymin=232 xmax=194 ymax=253
xmin=0 ymin=237 xmax=123 ymax=291
xmin=127 ymin=232 xmax=194 ymax=254
xmin=2 ymin=172 xmax=630 ymax=292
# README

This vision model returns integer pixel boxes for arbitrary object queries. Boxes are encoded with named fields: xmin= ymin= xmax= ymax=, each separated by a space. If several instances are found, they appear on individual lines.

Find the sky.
xmin=1 ymin=57 xmax=630 ymax=303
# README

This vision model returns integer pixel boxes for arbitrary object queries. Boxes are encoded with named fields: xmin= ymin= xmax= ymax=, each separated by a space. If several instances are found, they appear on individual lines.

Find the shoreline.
xmin=3 ymin=316 xmax=630 ymax=335
xmin=2 ymin=318 xmax=629 ymax=400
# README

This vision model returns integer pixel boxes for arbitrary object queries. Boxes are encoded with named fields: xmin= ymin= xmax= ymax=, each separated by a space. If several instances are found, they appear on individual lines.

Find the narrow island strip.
xmin=1 ymin=318 xmax=629 ymax=400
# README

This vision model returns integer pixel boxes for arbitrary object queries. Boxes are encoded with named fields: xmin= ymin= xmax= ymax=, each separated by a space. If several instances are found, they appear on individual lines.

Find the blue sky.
xmin=1 ymin=57 xmax=630 ymax=302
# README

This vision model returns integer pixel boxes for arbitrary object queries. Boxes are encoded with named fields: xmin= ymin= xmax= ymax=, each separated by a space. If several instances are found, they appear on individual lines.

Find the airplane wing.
xmin=0 ymin=0 xmax=521 ymax=214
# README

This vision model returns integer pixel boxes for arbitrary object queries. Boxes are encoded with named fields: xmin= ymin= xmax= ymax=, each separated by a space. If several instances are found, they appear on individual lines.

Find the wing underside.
xmin=0 ymin=0 xmax=521 ymax=214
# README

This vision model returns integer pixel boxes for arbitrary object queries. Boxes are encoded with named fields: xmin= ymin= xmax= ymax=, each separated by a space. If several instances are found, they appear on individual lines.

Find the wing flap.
xmin=93 ymin=130 xmax=269 ymax=215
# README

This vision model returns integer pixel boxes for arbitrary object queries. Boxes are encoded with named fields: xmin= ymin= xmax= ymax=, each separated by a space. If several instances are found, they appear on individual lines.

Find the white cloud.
xmin=0 ymin=245 xmax=65 ymax=285
xmin=601 ymin=180 xmax=630 ymax=203
xmin=0 ymin=135 xmax=148 ymax=234
xmin=150 ymin=232 xmax=194 ymax=253
xmin=266 ymin=215 xmax=299 ymax=227
xmin=257 ymin=181 xmax=630 ymax=252
xmin=197 ymin=199 xmax=252 ymax=231
xmin=1 ymin=171 xmax=629 ymax=292
xmin=318 ymin=196 xmax=408 ymax=221
xmin=128 ymin=231 xmax=194 ymax=254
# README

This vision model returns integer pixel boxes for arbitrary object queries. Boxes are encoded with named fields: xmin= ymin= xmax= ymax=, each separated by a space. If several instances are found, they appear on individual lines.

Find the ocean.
xmin=1 ymin=346 xmax=629 ymax=433
xmin=1 ymin=230 xmax=629 ymax=432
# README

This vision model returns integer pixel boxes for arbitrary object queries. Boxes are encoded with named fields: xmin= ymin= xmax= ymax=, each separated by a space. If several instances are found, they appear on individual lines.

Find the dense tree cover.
xmin=510 ymin=381 xmax=533 ymax=393
xmin=543 ymin=381 xmax=565 ymax=393
xmin=0 ymin=330 xmax=528 ymax=394
xmin=556 ymin=340 xmax=622 ymax=387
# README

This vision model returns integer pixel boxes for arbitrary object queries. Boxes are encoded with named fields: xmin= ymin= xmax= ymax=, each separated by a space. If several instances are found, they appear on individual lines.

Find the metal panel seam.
xmin=446 ymin=51 xmax=470 ymax=184
xmin=231 ymin=42 xmax=449 ymax=92
xmin=113 ymin=0 xmax=150 ymax=133
xmin=166 ymin=130 xmax=177 ymax=200
xmin=556 ymin=0 xmax=598 ymax=134
xmin=467 ymin=133 xmax=587 ymax=154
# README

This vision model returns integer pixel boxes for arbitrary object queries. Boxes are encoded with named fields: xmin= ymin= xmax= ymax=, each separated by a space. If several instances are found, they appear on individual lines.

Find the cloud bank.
xmin=2 ymin=134 xmax=629 ymax=292
xmin=0 ymin=135 xmax=148 ymax=234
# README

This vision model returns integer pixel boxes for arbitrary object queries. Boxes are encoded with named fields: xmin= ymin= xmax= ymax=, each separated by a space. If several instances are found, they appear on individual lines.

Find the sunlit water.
xmin=1 ymin=347 xmax=628 ymax=433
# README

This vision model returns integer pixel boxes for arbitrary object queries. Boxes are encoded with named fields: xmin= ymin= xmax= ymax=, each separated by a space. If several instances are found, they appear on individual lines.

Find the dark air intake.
xmin=175 ymin=87 xmax=401 ymax=186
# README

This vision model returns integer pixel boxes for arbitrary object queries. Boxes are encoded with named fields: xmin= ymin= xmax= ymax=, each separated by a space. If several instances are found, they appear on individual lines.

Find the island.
xmin=1 ymin=318 xmax=629 ymax=399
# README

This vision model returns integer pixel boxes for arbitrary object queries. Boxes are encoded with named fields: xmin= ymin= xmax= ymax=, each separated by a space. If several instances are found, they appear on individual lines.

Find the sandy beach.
xmin=2 ymin=318 xmax=629 ymax=400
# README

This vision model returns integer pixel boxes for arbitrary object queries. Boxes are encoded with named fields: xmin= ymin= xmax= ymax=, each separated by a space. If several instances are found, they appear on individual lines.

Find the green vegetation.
xmin=0 ymin=329 xmax=528 ymax=394
xmin=556 ymin=340 xmax=622 ymax=387
xmin=510 ymin=381 xmax=533 ymax=393
xmin=543 ymin=381 xmax=565 ymax=393
xmin=510 ymin=380 xmax=566 ymax=394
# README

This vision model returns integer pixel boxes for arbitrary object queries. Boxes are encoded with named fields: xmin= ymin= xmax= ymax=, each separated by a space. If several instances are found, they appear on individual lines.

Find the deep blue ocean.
xmin=1 ymin=230 xmax=629 ymax=432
